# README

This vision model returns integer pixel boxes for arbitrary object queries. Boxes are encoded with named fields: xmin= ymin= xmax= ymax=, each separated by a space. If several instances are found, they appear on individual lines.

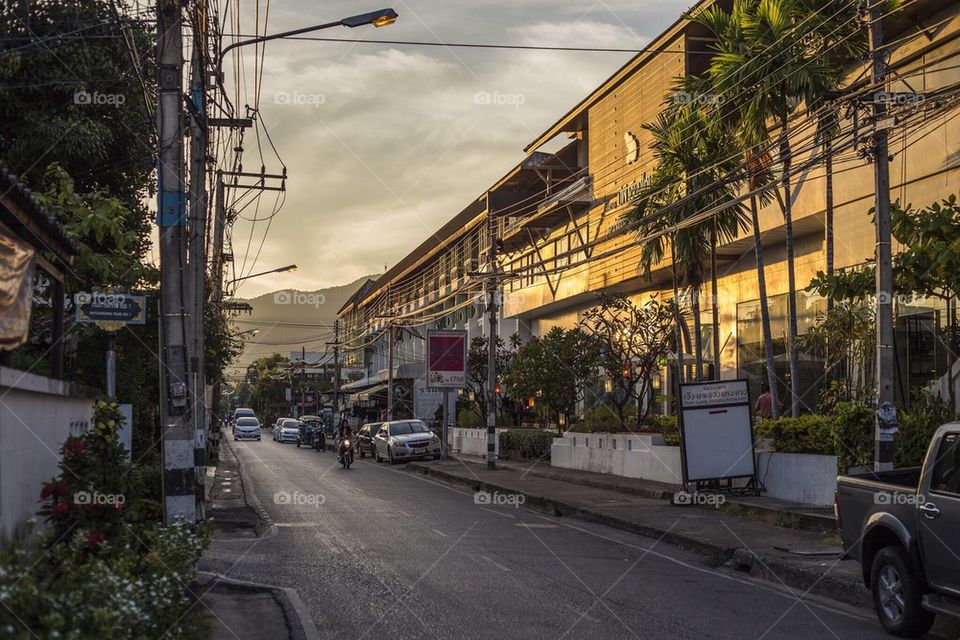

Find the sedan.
xmin=277 ymin=418 xmax=301 ymax=444
xmin=356 ymin=422 xmax=382 ymax=458
xmin=233 ymin=416 xmax=261 ymax=441
xmin=374 ymin=420 xmax=441 ymax=464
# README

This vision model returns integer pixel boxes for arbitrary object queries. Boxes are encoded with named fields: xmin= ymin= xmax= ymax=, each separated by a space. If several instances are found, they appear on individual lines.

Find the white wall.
xmin=451 ymin=427 xmax=505 ymax=457
xmin=756 ymin=452 xmax=838 ymax=507
xmin=0 ymin=367 xmax=96 ymax=542
xmin=551 ymin=433 xmax=684 ymax=485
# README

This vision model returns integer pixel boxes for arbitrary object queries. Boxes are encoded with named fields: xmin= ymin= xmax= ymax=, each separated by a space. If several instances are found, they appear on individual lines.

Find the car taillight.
xmin=833 ymin=491 xmax=842 ymax=531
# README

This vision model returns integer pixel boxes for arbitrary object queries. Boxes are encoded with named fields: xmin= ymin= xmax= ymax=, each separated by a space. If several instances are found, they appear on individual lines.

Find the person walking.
xmin=755 ymin=383 xmax=781 ymax=420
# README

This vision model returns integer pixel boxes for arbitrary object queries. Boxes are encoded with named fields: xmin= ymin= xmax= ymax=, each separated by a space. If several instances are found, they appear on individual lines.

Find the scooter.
xmin=338 ymin=438 xmax=354 ymax=469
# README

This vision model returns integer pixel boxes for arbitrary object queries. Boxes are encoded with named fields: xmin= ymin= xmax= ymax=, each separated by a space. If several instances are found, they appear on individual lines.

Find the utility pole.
xmin=187 ymin=0 xmax=208 ymax=519
xmin=486 ymin=208 xmax=498 ymax=470
xmin=156 ymin=0 xmax=195 ymax=524
xmin=868 ymin=0 xmax=897 ymax=472
xmin=387 ymin=323 xmax=395 ymax=421
xmin=211 ymin=171 xmax=226 ymax=302
xmin=332 ymin=319 xmax=340 ymax=417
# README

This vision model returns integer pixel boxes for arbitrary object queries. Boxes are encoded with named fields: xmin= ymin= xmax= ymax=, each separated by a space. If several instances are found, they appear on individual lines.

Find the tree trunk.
xmin=670 ymin=241 xmax=686 ymax=385
xmin=711 ymin=225 xmax=721 ymax=380
xmin=825 ymin=134 xmax=835 ymax=307
xmin=692 ymin=286 xmax=703 ymax=382
xmin=751 ymin=194 xmax=780 ymax=420
xmin=782 ymin=120 xmax=801 ymax=418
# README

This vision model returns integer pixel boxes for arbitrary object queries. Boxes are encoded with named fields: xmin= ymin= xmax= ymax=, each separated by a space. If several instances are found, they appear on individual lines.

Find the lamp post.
xmin=227 ymin=264 xmax=297 ymax=287
xmin=216 ymin=9 xmax=398 ymax=100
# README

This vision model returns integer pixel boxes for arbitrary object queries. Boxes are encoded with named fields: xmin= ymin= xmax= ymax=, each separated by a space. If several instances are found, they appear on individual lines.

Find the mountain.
xmin=226 ymin=275 xmax=377 ymax=375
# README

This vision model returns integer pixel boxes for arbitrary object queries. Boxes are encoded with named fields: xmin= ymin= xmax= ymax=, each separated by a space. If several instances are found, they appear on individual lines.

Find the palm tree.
xmin=625 ymin=78 xmax=749 ymax=381
xmin=694 ymin=0 xmax=861 ymax=416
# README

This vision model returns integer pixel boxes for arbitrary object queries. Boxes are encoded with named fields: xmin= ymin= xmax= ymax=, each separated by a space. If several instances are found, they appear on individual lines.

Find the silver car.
xmin=373 ymin=420 xmax=441 ymax=464
xmin=234 ymin=416 xmax=261 ymax=441
xmin=277 ymin=418 xmax=301 ymax=444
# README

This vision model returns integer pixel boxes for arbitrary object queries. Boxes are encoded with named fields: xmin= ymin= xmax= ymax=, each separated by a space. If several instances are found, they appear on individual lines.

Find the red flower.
xmin=64 ymin=439 xmax=85 ymax=458
xmin=86 ymin=531 xmax=105 ymax=546
xmin=40 ymin=483 xmax=55 ymax=500
xmin=42 ymin=481 xmax=69 ymax=500
xmin=51 ymin=502 xmax=68 ymax=517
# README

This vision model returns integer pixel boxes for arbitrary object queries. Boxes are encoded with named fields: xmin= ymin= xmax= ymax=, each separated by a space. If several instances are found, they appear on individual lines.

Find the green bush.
xmin=499 ymin=429 xmax=555 ymax=460
xmin=896 ymin=392 xmax=956 ymax=467
xmin=755 ymin=414 xmax=836 ymax=456
xmin=0 ymin=400 xmax=210 ymax=639
xmin=832 ymin=401 xmax=875 ymax=471
xmin=457 ymin=408 xmax=483 ymax=429
xmin=654 ymin=415 xmax=680 ymax=445
xmin=572 ymin=405 xmax=635 ymax=433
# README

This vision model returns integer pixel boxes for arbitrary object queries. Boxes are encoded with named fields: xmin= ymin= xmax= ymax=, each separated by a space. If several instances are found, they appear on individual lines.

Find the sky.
xmin=221 ymin=0 xmax=694 ymax=299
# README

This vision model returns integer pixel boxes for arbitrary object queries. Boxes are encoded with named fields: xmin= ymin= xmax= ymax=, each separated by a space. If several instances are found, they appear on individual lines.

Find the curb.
xmin=198 ymin=571 xmax=321 ymax=640
xmin=406 ymin=462 xmax=867 ymax=608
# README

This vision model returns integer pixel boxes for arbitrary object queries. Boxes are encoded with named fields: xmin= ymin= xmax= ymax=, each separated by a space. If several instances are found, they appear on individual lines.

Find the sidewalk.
xmin=198 ymin=440 xmax=317 ymax=640
xmin=406 ymin=455 xmax=869 ymax=608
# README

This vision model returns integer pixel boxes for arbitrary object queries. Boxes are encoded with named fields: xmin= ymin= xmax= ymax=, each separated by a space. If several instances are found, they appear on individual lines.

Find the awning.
xmin=347 ymin=384 xmax=390 ymax=405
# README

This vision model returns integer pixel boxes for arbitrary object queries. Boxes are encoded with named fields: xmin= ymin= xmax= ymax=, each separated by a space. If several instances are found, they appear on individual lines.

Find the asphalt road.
xmin=202 ymin=437 xmax=938 ymax=640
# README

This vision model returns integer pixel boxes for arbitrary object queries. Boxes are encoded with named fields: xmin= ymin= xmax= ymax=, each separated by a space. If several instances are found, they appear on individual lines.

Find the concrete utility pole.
xmin=156 ymin=0 xmax=196 ymax=524
xmin=868 ymin=0 xmax=897 ymax=472
xmin=211 ymin=171 xmax=225 ymax=302
xmin=486 ymin=209 xmax=498 ymax=470
xmin=187 ymin=2 xmax=208 ymax=518
xmin=332 ymin=319 xmax=340 ymax=416
xmin=387 ymin=323 xmax=395 ymax=421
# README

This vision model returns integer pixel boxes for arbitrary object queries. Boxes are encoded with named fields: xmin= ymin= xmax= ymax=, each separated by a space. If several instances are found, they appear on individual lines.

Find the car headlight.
xmin=392 ymin=439 xmax=405 ymax=448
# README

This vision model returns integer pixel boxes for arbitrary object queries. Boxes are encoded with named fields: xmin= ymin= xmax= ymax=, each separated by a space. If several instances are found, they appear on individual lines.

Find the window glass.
xmin=930 ymin=433 xmax=960 ymax=496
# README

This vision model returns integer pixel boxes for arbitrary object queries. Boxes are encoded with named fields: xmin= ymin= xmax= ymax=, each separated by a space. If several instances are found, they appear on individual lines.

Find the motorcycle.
xmin=338 ymin=437 xmax=354 ymax=469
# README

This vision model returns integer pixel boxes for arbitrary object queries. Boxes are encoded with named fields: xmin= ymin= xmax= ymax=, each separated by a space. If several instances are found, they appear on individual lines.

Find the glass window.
xmin=236 ymin=417 xmax=259 ymax=426
xmin=389 ymin=421 xmax=429 ymax=435
xmin=930 ymin=433 xmax=960 ymax=496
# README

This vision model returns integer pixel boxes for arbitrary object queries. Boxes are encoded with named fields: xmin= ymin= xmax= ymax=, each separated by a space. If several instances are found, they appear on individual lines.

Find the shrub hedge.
xmin=499 ymin=429 xmax=555 ymax=460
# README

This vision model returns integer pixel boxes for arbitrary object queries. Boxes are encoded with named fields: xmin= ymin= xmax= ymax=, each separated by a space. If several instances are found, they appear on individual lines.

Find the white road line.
xmin=480 ymin=555 xmax=511 ymax=572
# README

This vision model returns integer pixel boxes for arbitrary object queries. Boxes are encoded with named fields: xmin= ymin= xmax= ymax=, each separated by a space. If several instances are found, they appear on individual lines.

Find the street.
xmin=203 ymin=439 xmax=901 ymax=640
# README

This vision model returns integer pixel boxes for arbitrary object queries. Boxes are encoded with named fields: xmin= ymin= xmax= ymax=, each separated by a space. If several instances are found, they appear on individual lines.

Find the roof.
xmin=0 ymin=161 xmax=79 ymax=261
xmin=338 ymin=278 xmax=377 ymax=315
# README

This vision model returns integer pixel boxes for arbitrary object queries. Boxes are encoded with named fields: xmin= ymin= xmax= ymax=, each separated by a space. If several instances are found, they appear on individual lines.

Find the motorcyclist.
xmin=335 ymin=419 xmax=352 ymax=458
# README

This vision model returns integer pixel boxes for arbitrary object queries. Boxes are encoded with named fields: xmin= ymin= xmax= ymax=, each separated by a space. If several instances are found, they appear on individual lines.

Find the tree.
xmin=694 ymin=0 xmax=865 ymax=416
xmin=623 ymin=77 xmax=748 ymax=380
xmin=238 ymin=354 xmax=291 ymax=418
xmin=580 ymin=294 xmax=675 ymax=427
xmin=465 ymin=334 xmax=519 ymax=422
xmin=505 ymin=328 xmax=599 ymax=428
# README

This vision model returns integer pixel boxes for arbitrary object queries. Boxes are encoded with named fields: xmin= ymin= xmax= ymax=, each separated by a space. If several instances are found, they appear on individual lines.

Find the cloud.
xmin=221 ymin=0 xmax=692 ymax=298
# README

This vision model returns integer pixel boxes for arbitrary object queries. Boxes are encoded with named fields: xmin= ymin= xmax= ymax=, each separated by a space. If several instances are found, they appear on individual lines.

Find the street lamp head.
xmin=278 ymin=264 xmax=297 ymax=273
xmin=342 ymin=8 xmax=398 ymax=29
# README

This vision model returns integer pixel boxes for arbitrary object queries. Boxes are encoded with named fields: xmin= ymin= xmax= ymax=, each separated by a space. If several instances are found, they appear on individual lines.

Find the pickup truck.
xmin=836 ymin=423 xmax=960 ymax=637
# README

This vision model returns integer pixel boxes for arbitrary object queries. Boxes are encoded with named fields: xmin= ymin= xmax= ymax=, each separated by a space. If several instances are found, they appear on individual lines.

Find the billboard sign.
xmin=427 ymin=330 xmax=467 ymax=388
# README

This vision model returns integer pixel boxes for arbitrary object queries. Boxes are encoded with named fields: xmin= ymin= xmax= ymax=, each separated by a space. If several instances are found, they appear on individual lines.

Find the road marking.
xmin=275 ymin=522 xmax=321 ymax=528
xmin=516 ymin=522 xmax=558 ymax=529
xmin=566 ymin=604 xmax=600 ymax=624
xmin=398 ymin=509 xmax=411 ymax=517
xmin=480 ymin=506 xmax=516 ymax=519
xmin=480 ymin=555 xmax=511 ymax=572
xmin=432 ymin=528 xmax=447 ymax=537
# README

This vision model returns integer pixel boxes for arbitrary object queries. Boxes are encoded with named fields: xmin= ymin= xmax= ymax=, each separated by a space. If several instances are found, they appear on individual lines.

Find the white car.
xmin=373 ymin=420 xmax=441 ymax=464
xmin=277 ymin=418 xmax=300 ymax=444
xmin=234 ymin=416 xmax=261 ymax=441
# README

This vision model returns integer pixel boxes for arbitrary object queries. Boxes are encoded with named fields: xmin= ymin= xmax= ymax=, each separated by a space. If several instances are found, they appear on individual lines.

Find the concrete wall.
xmin=551 ymin=432 xmax=838 ymax=506
xmin=0 ymin=366 xmax=96 ymax=542
xmin=756 ymin=452 xmax=838 ymax=507
xmin=550 ymin=432 xmax=684 ymax=486
xmin=451 ymin=427 xmax=505 ymax=457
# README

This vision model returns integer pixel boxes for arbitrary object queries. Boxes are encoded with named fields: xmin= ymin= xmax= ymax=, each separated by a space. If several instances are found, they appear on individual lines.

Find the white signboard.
xmin=679 ymin=380 xmax=756 ymax=483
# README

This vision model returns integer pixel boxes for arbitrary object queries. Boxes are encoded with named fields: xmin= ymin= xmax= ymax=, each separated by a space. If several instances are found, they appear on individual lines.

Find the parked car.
xmin=277 ymin=418 xmax=301 ymax=444
xmin=835 ymin=423 xmax=960 ymax=637
xmin=356 ymin=422 xmax=382 ymax=458
xmin=373 ymin=420 xmax=441 ymax=464
xmin=233 ymin=416 xmax=261 ymax=441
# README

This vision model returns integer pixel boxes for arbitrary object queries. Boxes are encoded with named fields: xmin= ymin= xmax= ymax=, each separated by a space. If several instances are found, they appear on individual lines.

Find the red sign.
xmin=427 ymin=330 xmax=467 ymax=388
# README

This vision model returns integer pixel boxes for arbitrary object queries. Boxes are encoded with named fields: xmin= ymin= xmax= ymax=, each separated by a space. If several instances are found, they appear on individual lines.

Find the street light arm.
xmin=227 ymin=264 xmax=297 ymax=285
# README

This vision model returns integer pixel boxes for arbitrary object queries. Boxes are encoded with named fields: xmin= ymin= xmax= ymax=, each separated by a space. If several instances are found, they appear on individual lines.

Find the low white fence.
xmin=550 ymin=432 xmax=839 ymax=506
xmin=451 ymin=427 xmax=506 ymax=457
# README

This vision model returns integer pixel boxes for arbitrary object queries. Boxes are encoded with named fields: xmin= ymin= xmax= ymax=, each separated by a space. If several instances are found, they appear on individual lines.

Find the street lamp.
xmin=226 ymin=264 xmax=297 ymax=286
xmin=217 ymin=8 xmax=398 ymax=81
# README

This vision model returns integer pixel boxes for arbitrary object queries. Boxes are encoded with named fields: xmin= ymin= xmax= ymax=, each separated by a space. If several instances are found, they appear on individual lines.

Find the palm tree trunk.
xmin=751 ymin=194 xmax=780 ymax=420
xmin=711 ymin=225 xmax=721 ymax=380
xmin=781 ymin=120 xmax=801 ymax=418
xmin=670 ymin=241 xmax=686 ymax=385
xmin=825 ymin=135 xmax=835 ymax=308
xmin=692 ymin=286 xmax=704 ymax=382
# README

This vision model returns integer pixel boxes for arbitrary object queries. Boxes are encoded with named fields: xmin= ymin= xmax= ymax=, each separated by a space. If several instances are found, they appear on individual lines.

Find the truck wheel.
xmin=871 ymin=546 xmax=935 ymax=637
